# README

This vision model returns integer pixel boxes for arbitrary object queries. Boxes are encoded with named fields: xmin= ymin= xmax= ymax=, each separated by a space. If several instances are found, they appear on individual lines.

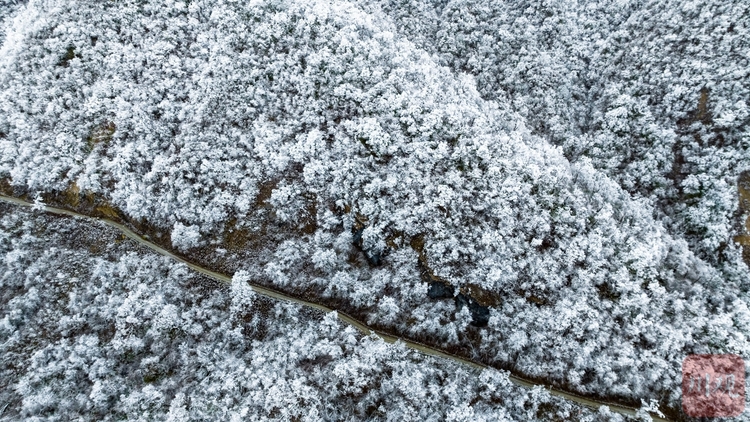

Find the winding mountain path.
xmin=0 ymin=193 xmax=672 ymax=421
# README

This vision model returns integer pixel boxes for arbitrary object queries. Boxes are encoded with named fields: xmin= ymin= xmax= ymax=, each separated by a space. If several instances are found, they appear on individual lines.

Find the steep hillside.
xmin=0 ymin=203 xmax=614 ymax=421
xmin=1 ymin=0 xmax=748 ymax=418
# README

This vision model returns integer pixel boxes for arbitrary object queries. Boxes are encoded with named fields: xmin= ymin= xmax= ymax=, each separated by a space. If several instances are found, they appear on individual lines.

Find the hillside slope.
xmin=1 ymin=0 xmax=748 ymax=417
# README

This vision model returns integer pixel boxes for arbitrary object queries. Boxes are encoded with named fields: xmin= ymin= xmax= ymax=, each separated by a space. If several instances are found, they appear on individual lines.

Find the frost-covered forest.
xmin=0 ymin=204 xmax=622 ymax=421
xmin=0 ymin=0 xmax=749 ymax=420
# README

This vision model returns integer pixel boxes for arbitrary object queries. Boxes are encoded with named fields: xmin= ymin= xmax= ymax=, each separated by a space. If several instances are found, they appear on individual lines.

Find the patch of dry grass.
xmin=734 ymin=172 xmax=750 ymax=265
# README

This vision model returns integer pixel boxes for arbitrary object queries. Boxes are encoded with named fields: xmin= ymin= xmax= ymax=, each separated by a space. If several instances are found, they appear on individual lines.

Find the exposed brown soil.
xmin=735 ymin=171 xmax=750 ymax=266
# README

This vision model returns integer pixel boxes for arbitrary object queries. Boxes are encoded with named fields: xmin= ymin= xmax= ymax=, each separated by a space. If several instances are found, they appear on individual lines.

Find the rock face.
xmin=427 ymin=280 xmax=455 ymax=299
xmin=426 ymin=280 xmax=490 ymax=327
xmin=454 ymin=293 xmax=490 ymax=327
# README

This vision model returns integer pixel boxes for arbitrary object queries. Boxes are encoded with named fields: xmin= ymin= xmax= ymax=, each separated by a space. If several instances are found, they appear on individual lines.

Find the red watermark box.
xmin=682 ymin=354 xmax=745 ymax=417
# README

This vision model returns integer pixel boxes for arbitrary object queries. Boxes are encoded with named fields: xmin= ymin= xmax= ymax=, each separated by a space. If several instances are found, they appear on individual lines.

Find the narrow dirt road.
xmin=0 ymin=194 xmax=672 ymax=421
